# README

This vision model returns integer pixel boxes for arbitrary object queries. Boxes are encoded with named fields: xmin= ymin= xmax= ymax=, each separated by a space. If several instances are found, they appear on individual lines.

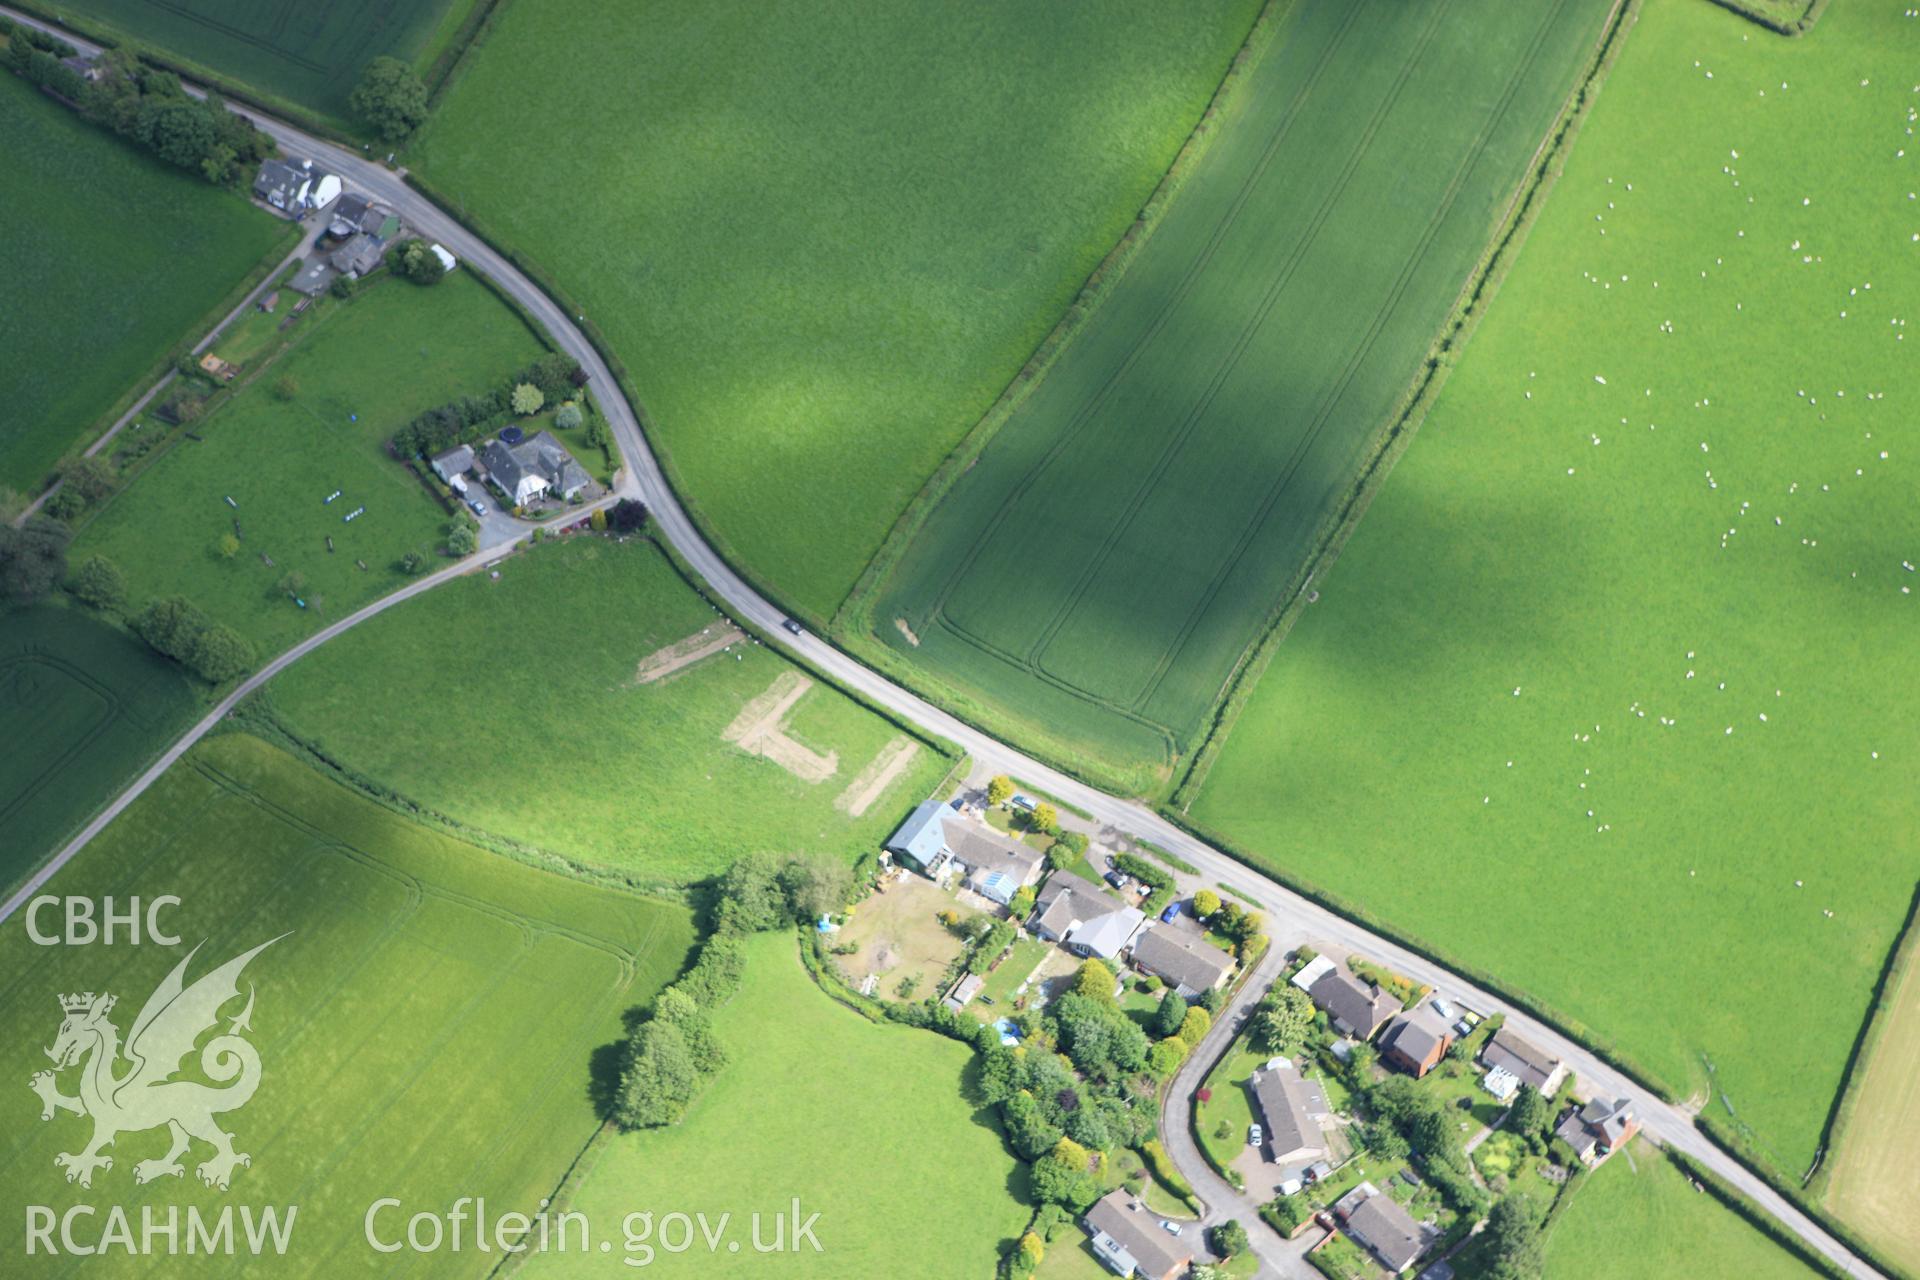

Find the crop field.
xmin=0 ymin=732 xmax=696 ymax=1275
xmin=866 ymin=0 xmax=1616 ymax=789
xmin=0 ymin=606 xmax=198 ymax=895
xmin=265 ymin=536 xmax=950 ymax=885
xmin=0 ymin=71 xmax=287 ymax=493
xmin=1541 ymin=1144 xmax=1818 ymax=1280
xmin=1822 ymin=918 xmax=1920 ymax=1272
xmin=410 ymin=0 xmax=1266 ymax=617
xmin=1192 ymin=0 xmax=1920 ymax=1173
xmin=49 ymin=0 xmax=471 ymax=119
xmin=523 ymin=931 xmax=1025 ymax=1279
xmin=73 ymin=273 xmax=545 ymax=657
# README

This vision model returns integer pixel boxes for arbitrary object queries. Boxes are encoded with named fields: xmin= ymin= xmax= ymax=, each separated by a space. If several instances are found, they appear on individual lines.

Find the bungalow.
xmin=430 ymin=444 xmax=475 ymax=484
xmin=884 ymin=800 xmax=1044 ymax=906
xmin=1130 ymin=924 xmax=1235 ymax=999
xmin=1479 ymin=1027 xmax=1567 ymax=1102
xmin=1379 ymin=1007 xmax=1454 ymax=1079
xmin=1554 ymin=1096 xmax=1639 ymax=1167
xmin=1082 ymin=1190 xmax=1192 ymax=1280
xmin=1290 ymin=953 xmax=1337 ymax=992
xmin=1030 ymin=878 xmax=1143 ymax=960
xmin=479 ymin=430 xmax=592 ymax=507
xmin=1308 ymin=968 xmax=1401 ymax=1041
xmin=1333 ymin=1182 xmax=1430 ymax=1275
xmin=1249 ymin=1059 xmax=1333 ymax=1186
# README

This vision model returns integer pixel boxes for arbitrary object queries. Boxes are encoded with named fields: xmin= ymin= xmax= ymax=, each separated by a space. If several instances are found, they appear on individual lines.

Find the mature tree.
xmin=400 ymin=549 xmax=426 ymax=575
xmin=1483 ymin=1193 xmax=1544 ymax=1280
xmin=1177 ymin=1006 xmax=1212 ymax=1048
xmin=387 ymin=239 xmax=447 ymax=285
xmin=1209 ymin=1220 xmax=1249 ymax=1259
xmin=278 ymin=571 xmax=307 ymax=598
xmin=510 ymin=383 xmax=544 ymax=416
xmin=186 ymin=623 xmax=253 ymax=683
xmin=1030 ymin=1139 xmax=1100 ymax=1211
xmin=1192 ymin=889 xmax=1221 ymax=920
xmin=1008 ymin=884 xmax=1037 ymax=919
xmin=987 ymin=775 xmax=1014 ymax=807
xmin=1151 ymin=991 xmax=1189 ymax=1039
xmin=69 ymin=555 xmax=128 ymax=611
xmin=134 ymin=595 xmax=208 ymax=660
xmin=554 ymin=401 xmax=584 ymax=431
xmin=445 ymin=520 xmax=477 ymax=556
xmin=614 ymin=1019 xmax=698 ymax=1129
xmin=715 ymin=854 xmax=790 ymax=933
xmin=0 ymin=520 xmax=70 ymax=606
xmin=609 ymin=498 xmax=649 ymax=533
xmin=1146 ymin=1038 xmax=1186 ymax=1082
xmin=1062 ymin=1101 xmax=1111 ymax=1151
xmin=1044 ymin=843 xmax=1076 ymax=873
xmin=1509 ymin=1083 xmax=1552 ymax=1155
xmin=651 ymin=987 xmax=727 ymax=1076
xmin=217 ymin=532 xmax=240 ymax=559
xmin=1252 ymin=986 xmax=1315 ymax=1056
xmin=778 ymin=858 xmax=851 ymax=923
xmin=58 ymin=455 xmax=117 ymax=505
xmin=137 ymin=97 xmax=216 ymax=170
xmin=1031 ymin=802 xmax=1059 ymax=835
xmin=1072 ymin=959 xmax=1117 ymax=1003
xmin=1002 ymin=1091 xmax=1063 ymax=1162
xmin=349 ymin=56 xmax=429 ymax=142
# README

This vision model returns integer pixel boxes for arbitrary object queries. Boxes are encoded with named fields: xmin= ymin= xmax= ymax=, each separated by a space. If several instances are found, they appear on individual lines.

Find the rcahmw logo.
xmin=23 ymin=936 xmax=300 ymax=1258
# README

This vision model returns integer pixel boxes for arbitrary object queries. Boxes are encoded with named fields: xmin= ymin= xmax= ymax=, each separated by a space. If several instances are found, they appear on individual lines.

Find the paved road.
xmin=0 ymin=12 xmax=1886 ymax=1278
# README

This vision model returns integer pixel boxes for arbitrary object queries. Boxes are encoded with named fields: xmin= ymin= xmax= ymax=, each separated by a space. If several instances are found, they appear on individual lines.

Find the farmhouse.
xmin=1030 ymin=878 xmax=1143 ymax=960
xmin=480 ymin=430 xmax=592 ymax=506
xmin=253 ymin=158 xmax=340 ymax=216
xmin=1309 ymin=968 xmax=1401 ymax=1040
xmin=1379 ymin=1006 xmax=1454 ymax=1079
xmin=1249 ymin=1058 xmax=1333 ymax=1184
xmin=1333 ymin=1182 xmax=1430 ymax=1275
xmin=1479 ymin=1026 xmax=1566 ymax=1101
xmin=430 ymin=444 xmax=475 ymax=484
xmin=1554 ymin=1096 xmax=1639 ymax=1167
xmin=884 ymin=800 xmax=1044 ymax=906
xmin=1130 ymin=923 xmax=1235 ymax=998
xmin=1082 ymin=1190 xmax=1192 ymax=1280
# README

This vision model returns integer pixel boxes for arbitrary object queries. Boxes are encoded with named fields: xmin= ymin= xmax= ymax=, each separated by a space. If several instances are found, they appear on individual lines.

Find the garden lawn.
xmin=264 ymin=536 xmax=950 ymax=885
xmin=1192 ymin=0 xmax=1920 ymax=1174
xmin=0 ymin=732 xmax=696 ymax=1277
xmin=49 ymin=0 xmax=473 ymax=121
xmin=0 ymin=605 xmax=197 ymax=894
xmin=1541 ymin=1143 xmax=1821 ymax=1280
xmin=73 ymin=273 xmax=545 ymax=657
xmin=866 ymin=0 xmax=1617 ymax=791
xmin=522 ymin=930 xmax=1027 ymax=1279
xmin=410 ymin=0 xmax=1266 ymax=617
xmin=0 ymin=71 xmax=286 ymax=492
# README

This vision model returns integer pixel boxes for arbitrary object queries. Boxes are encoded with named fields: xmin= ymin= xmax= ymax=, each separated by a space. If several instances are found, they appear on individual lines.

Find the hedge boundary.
xmin=1664 ymin=1148 xmax=1859 ymax=1280
xmin=1699 ymin=0 xmax=1826 ymax=37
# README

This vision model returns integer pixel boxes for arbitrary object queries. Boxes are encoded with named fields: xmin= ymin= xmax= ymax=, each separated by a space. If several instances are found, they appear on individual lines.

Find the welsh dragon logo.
xmin=30 ymin=936 xmax=284 ymax=1191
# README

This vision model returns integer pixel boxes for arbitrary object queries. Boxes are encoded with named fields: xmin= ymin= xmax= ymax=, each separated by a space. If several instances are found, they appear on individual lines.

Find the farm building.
xmin=1479 ymin=1026 xmax=1566 ymax=1101
xmin=1554 ymin=1096 xmax=1639 ymax=1167
xmin=1129 ymin=923 xmax=1234 ymax=998
xmin=1379 ymin=1006 xmax=1454 ymax=1079
xmin=1249 ymin=1058 xmax=1333 ymax=1187
xmin=1082 ymin=1190 xmax=1192 ymax=1280
xmin=884 ymin=800 xmax=1044 ymax=906
xmin=329 ymin=233 xmax=384 ymax=279
xmin=1332 ymin=1182 xmax=1431 ymax=1275
xmin=1029 ymin=877 xmax=1143 ymax=959
xmin=1309 ymin=967 xmax=1401 ymax=1041
xmin=480 ymin=430 xmax=592 ymax=506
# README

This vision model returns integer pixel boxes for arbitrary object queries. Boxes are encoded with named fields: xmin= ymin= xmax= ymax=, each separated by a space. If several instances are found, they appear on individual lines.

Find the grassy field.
xmin=864 ymin=0 xmax=1617 ymax=790
xmin=264 ymin=536 xmax=949 ymax=886
xmin=0 ymin=71 xmax=287 ymax=493
xmin=0 ymin=731 xmax=696 ymax=1276
xmin=523 ymin=930 xmax=1025 ymax=1278
xmin=1192 ymin=0 xmax=1920 ymax=1173
xmin=0 ymin=605 xmax=199 ymax=894
xmin=410 ymin=0 xmax=1266 ymax=616
xmin=1540 ymin=1143 xmax=1820 ymax=1280
xmin=43 ymin=0 xmax=472 ymax=120
xmin=1822 ymin=916 xmax=1920 ymax=1272
xmin=73 ymin=272 xmax=545 ymax=657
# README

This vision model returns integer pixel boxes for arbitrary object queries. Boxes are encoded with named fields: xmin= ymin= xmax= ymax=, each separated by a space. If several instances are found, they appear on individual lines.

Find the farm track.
xmin=0 ymin=7 xmax=1892 ymax=1277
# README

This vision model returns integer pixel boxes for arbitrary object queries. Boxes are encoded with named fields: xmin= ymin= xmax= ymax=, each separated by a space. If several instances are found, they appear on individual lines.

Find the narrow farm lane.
xmin=0 ymin=11 xmax=1888 ymax=1278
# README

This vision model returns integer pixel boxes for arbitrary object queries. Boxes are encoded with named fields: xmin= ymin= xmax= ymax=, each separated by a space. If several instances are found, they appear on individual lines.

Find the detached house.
xmin=1479 ymin=1026 xmax=1567 ymax=1102
xmin=1309 ymin=968 xmax=1401 ymax=1040
xmin=480 ymin=430 xmax=591 ymax=506
xmin=1379 ymin=1007 xmax=1454 ymax=1079
xmin=1333 ymin=1183 xmax=1430 ymax=1275
xmin=253 ymin=158 xmax=339 ymax=216
xmin=1129 ymin=924 xmax=1235 ymax=999
xmin=1082 ymin=1190 xmax=1192 ymax=1280
xmin=1554 ymin=1097 xmax=1639 ymax=1166
xmin=1030 ymin=878 xmax=1144 ymax=960
xmin=885 ymin=800 xmax=1044 ymax=906
xmin=1249 ymin=1059 xmax=1333 ymax=1189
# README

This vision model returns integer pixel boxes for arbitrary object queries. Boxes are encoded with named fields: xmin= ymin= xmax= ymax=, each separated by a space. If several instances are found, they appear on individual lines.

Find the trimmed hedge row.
xmin=1663 ymin=1148 xmax=1862 ymax=1280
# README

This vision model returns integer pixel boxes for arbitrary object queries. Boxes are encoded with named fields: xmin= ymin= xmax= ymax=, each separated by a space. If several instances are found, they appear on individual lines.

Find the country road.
xmin=0 ymin=11 xmax=1887 ymax=1278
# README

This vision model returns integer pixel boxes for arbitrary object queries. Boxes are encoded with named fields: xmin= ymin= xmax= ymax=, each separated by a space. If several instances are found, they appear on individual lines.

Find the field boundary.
xmin=421 ymin=0 xmax=513 ymax=112
xmin=1664 ymin=1149 xmax=1866 ymax=1280
xmin=1699 ymin=0 xmax=1827 ymax=37
xmin=1168 ymin=0 xmax=1639 ymax=811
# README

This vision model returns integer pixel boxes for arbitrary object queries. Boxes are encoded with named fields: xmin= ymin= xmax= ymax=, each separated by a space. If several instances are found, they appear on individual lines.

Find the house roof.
xmin=1249 ymin=1060 xmax=1330 ymax=1162
xmin=1481 ymin=1027 xmax=1563 ymax=1094
xmin=1031 ymin=876 xmax=1117 ymax=936
xmin=431 ymin=444 xmax=475 ymax=475
xmin=253 ymin=159 xmax=300 ymax=199
xmin=940 ymin=816 xmax=1042 ymax=885
xmin=1381 ymin=1010 xmax=1451 ymax=1069
xmin=1337 ymin=1184 xmax=1427 ymax=1273
xmin=1309 ymin=968 xmax=1400 ymax=1038
xmin=330 ymin=192 xmax=370 ymax=228
xmin=1291 ymin=953 xmax=1337 ymax=992
xmin=886 ymin=799 xmax=949 ymax=867
xmin=481 ymin=430 xmax=587 ymax=502
xmin=1130 ymin=925 xmax=1234 ymax=993
xmin=329 ymin=232 xmax=383 ymax=276
xmin=1082 ymin=1191 xmax=1191 ymax=1280
xmin=1068 ymin=907 xmax=1145 ymax=960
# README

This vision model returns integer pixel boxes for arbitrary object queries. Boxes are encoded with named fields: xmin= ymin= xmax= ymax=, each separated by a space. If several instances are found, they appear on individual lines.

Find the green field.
xmin=265 ymin=536 xmax=949 ymax=885
xmin=0 ymin=605 xmax=199 ymax=893
xmin=523 ymin=930 xmax=1025 ymax=1278
xmin=0 ymin=71 xmax=288 ymax=493
xmin=866 ymin=0 xmax=1616 ymax=790
xmin=73 ymin=272 xmax=545 ymax=657
xmin=46 ymin=0 xmax=471 ymax=120
xmin=1192 ymin=0 xmax=1920 ymax=1172
xmin=0 ymin=731 xmax=696 ymax=1275
xmin=1541 ymin=1145 xmax=1819 ymax=1280
xmin=411 ymin=0 xmax=1267 ymax=616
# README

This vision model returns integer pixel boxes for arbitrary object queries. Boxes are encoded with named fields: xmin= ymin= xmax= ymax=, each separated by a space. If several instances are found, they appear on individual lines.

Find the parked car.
xmin=1431 ymin=996 xmax=1458 ymax=1020
xmin=1248 ymin=1124 xmax=1263 ymax=1147
xmin=1159 ymin=902 xmax=1182 ymax=924
xmin=1105 ymin=871 xmax=1130 ymax=890
xmin=782 ymin=618 xmax=803 ymax=636
xmin=467 ymin=498 xmax=487 ymax=516
xmin=1160 ymin=1221 xmax=1183 ymax=1237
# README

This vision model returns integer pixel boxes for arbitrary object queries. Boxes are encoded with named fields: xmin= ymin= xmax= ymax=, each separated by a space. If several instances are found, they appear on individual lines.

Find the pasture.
xmin=0 ymin=71 xmax=287 ymax=493
xmin=0 ymin=606 xmax=198 ymax=895
xmin=867 ymin=0 xmax=1616 ymax=790
xmin=48 ymin=0 xmax=473 ymax=120
xmin=0 ymin=732 xmax=696 ymax=1275
xmin=1192 ymin=0 xmax=1920 ymax=1173
xmin=264 ymin=536 xmax=949 ymax=886
xmin=1540 ymin=1144 xmax=1819 ymax=1280
xmin=73 ymin=272 xmax=545 ymax=657
xmin=410 ymin=0 xmax=1266 ymax=617
xmin=521 ymin=930 xmax=1026 ymax=1279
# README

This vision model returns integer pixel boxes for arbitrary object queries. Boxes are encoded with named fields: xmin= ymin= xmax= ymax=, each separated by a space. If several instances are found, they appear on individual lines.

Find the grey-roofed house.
xmin=884 ymin=801 xmax=1044 ymax=906
xmin=1334 ymin=1183 xmax=1429 ymax=1274
xmin=1309 ymin=968 xmax=1401 ymax=1041
xmin=1554 ymin=1096 xmax=1639 ymax=1166
xmin=1249 ymin=1059 xmax=1332 ymax=1179
xmin=480 ymin=430 xmax=592 ymax=507
xmin=1030 ymin=878 xmax=1144 ymax=959
xmin=430 ymin=444 xmax=475 ymax=483
xmin=1380 ymin=1008 xmax=1454 ymax=1079
xmin=1479 ymin=1026 xmax=1566 ymax=1099
xmin=328 ymin=192 xmax=371 ymax=238
xmin=1130 ymin=925 xmax=1235 ymax=999
xmin=289 ymin=254 xmax=335 ymax=297
xmin=329 ymin=233 xmax=384 ymax=279
xmin=254 ymin=159 xmax=303 ymax=211
xmin=1069 ymin=906 xmax=1146 ymax=961
xmin=1082 ymin=1190 xmax=1192 ymax=1280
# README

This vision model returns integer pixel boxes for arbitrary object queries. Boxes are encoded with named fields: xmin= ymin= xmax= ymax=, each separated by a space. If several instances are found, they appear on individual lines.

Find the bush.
xmin=272 ymin=374 xmax=299 ymax=401
xmin=329 ymin=273 xmax=356 ymax=299
xmin=511 ymin=383 xmax=544 ymax=416
xmin=43 ymin=488 xmax=86 ymax=522
xmin=554 ymin=401 xmax=584 ymax=431
xmin=0 ymin=521 xmax=71 ymax=605
xmin=68 ymin=555 xmax=127 ymax=611
xmin=589 ymin=507 xmax=608 ymax=532
xmin=58 ymin=455 xmax=117 ymax=505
